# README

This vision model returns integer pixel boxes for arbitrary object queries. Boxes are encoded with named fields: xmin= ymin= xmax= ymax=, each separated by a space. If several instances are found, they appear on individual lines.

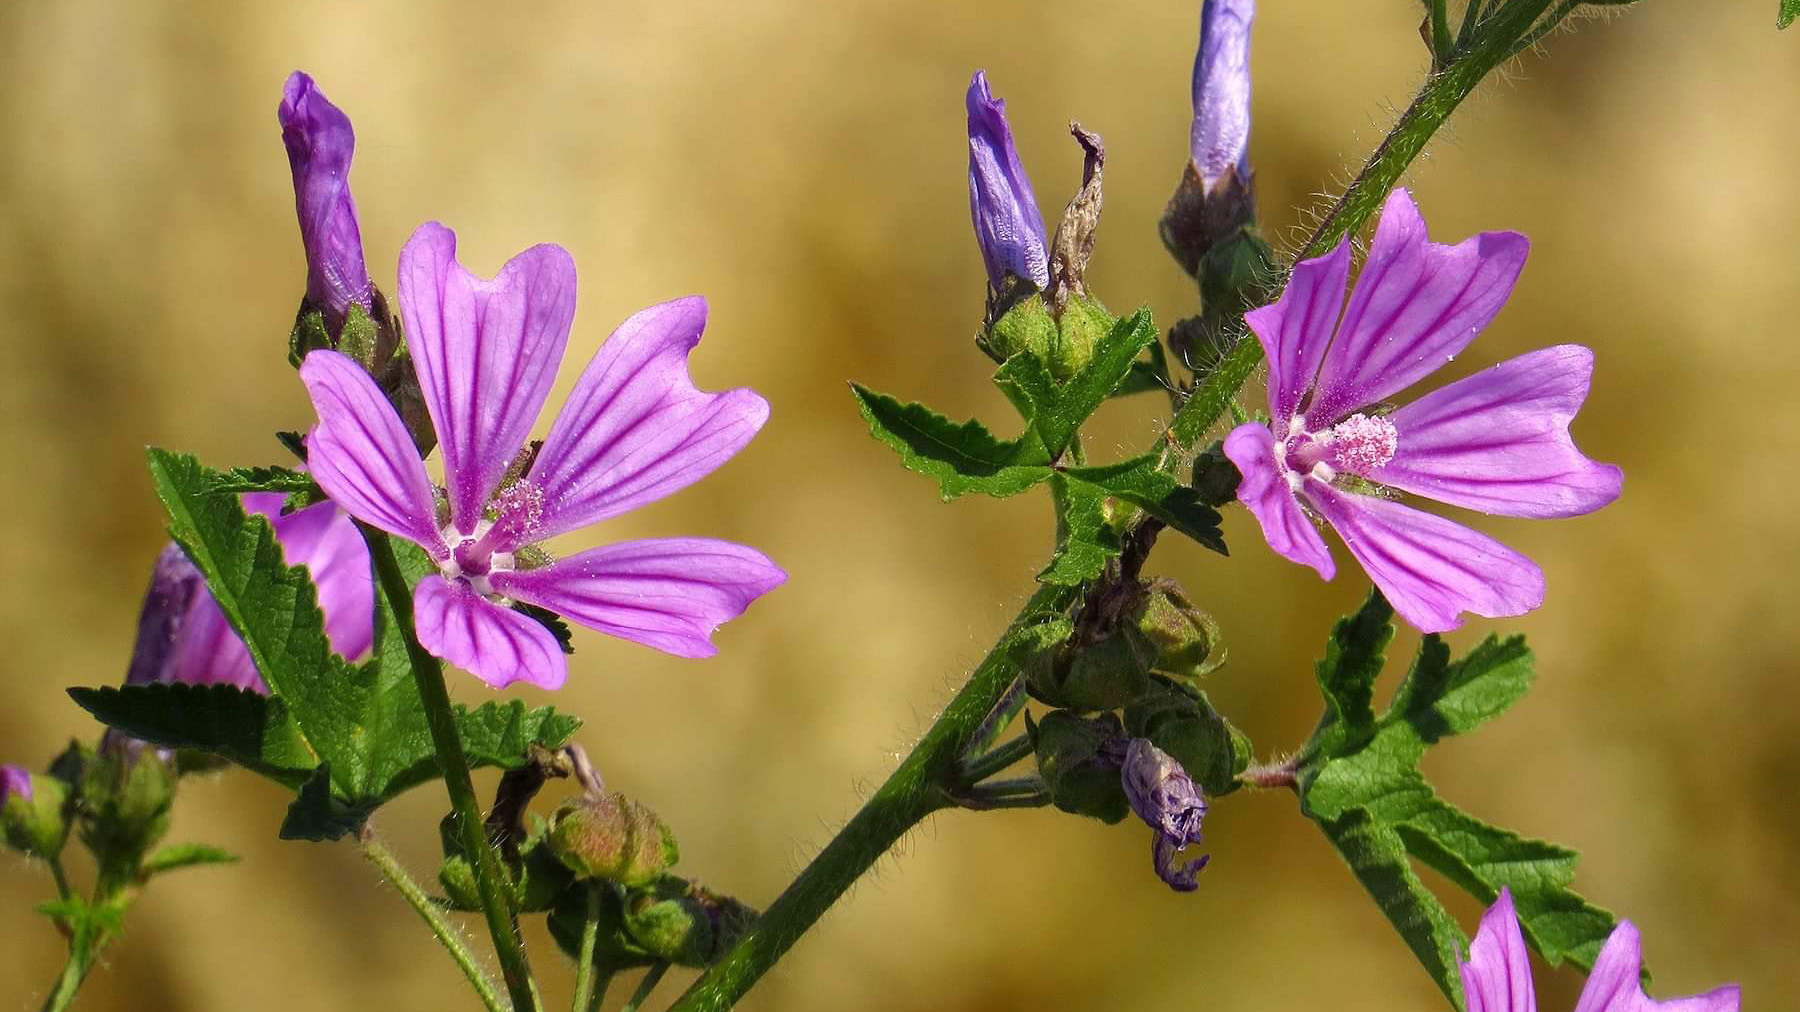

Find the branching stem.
xmin=361 ymin=831 xmax=508 ymax=1012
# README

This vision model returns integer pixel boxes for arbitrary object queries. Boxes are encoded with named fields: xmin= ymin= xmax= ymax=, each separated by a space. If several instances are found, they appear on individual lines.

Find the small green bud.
xmin=1133 ymin=580 xmax=1225 ymax=682
xmin=622 ymin=874 xmax=759 ymax=967
xmin=1123 ymin=683 xmax=1250 ymax=797
xmin=1025 ymin=623 xmax=1155 ymax=713
xmin=2 ymin=767 xmax=71 ymax=859
xmin=546 ymin=883 xmax=657 ymax=972
xmin=1190 ymin=440 xmax=1243 ymax=508
xmin=981 ymin=295 xmax=1058 ymax=367
xmin=437 ymin=854 xmax=483 ymax=911
xmin=1048 ymin=295 xmax=1114 ymax=382
xmin=1032 ymin=711 xmax=1130 ymax=824
xmin=546 ymin=793 xmax=679 ymax=887
xmin=79 ymin=745 xmax=176 ymax=873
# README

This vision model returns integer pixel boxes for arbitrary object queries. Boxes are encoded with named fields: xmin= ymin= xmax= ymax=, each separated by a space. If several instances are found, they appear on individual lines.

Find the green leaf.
xmin=203 ymin=465 xmax=317 ymax=496
xmin=1037 ymin=476 xmax=1120 ymax=586
xmin=514 ymin=602 xmax=576 ymax=655
xmin=850 ymin=385 xmax=1051 ymax=499
xmin=1784 ymin=0 xmax=1800 ymax=29
xmin=1064 ymin=455 xmax=1227 ymax=555
xmin=1316 ymin=808 xmax=1468 ymax=1007
xmin=141 ymin=842 xmax=240 ymax=877
xmin=280 ymin=764 xmax=371 ymax=842
xmin=66 ymin=683 xmax=315 ymax=788
xmin=1296 ymin=603 xmax=1622 ymax=999
xmin=1111 ymin=359 xmax=1168 ymax=399
xmin=993 ymin=309 xmax=1157 ymax=458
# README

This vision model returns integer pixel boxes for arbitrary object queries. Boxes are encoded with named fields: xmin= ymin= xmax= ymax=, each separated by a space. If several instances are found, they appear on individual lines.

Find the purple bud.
xmin=124 ymin=544 xmax=205 ymax=688
xmin=1190 ymin=0 xmax=1254 ymax=192
xmin=966 ymin=71 xmax=1051 ymax=292
xmin=279 ymin=71 xmax=372 ymax=331
xmin=1 ymin=764 xmax=30 ymax=805
xmin=1121 ymin=738 xmax=1209 ymax=892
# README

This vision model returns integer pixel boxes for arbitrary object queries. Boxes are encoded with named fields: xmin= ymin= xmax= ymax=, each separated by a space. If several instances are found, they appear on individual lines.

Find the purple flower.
xmin=1 ymin=765 xmax=30 ymax=805
xmin=299 ymin=223 xmax=786 ymax=691
xmin=1120 ymin=738 xmax=1209 ymax=892
xmin=280 ymin=71 xmax=372 ymax=331
xmin=967 ymin=71 xmax=1051 ymax=292
xmin=1461 ymin=889 xmax=1739 ymax=1012
xmin=1191 ymin=0 xmax=1255 ymax=192
xmin=1223 ymin=188 xmax=1622 ymax=633
xmin=127 ymin=497 xmax=374 ymax=693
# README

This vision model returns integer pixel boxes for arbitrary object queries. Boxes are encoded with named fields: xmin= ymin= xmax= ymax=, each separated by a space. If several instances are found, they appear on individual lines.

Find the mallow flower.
xmin=1460 ymin=889 xmax=1739 ymax=1012
xmin=126 ymin=497 xmax=373 ymax=693
xmin=279 ymin=70 xmax=372 ymax=332
xmin=1224 ymin=188 xmax=1622 ymax=632
xmin=299 ymin=223 xmax=785 ymax=691
xmin=967 ymin=70 xmax=1050 ymax=292
xmin=1190 ymin=0 xmax=1255 ymax=194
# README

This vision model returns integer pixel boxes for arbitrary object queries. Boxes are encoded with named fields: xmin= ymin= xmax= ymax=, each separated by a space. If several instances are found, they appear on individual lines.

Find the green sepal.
xmin=993 ymin=308 xmax=1155 ymax=459
xmin=621 ymin=873 xmax=760 ymax=967
xmin=337 ymin=303 xmax=381 ymax=370
xmin=1031 ymin=710 xmax=1130 ymax=824
xmin=140 ymin=842 xmax=240 ymax=877
xmin=981 ymin=296 xmax=1058 ymax=371
xmin=548 ymin=884 xmax=659 ymax=973
xmin=1781 ymin=0 xmax=1799 ymax=29
xmin=2 ymin=771 xmax=71 ymax=859
xmin=78 ymin=748 xmax=176 ymax=878
xmin=546 ymin=793 xmax=680 ymax=887
xmin=1049 ymin=296 xmax=1117 ymax=382
xmin=1123 ymin=680 xmax=1248 ymax=797
xmin=288 ymin=310 xmax=331 ymax=368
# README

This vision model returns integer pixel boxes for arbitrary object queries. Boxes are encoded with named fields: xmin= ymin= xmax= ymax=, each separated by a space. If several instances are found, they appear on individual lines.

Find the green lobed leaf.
xmin=66 ymin=683 xmax=315 ymax=788
xmin=850 ymin=384 xmax=1052 ymax=499
xmin=514 ymin=602 xmax=576 ymax=655
xmin=203 ymin=465 xmax=317 ymax=496
xmin=993 ymin=309 xmax=1157 ymax=459
xmin=1063 ymin=455 xmax=1227 ymax=555
xmin=1296 ymin=601 xmax=1623 ymax=998
xmin=141 ymin=842 xmax=240 ymax=877
xmin=1784 ymin=0 xmax=1800 ymax=29
xmin=1037 ymin=475 xmax=1121 ymax=586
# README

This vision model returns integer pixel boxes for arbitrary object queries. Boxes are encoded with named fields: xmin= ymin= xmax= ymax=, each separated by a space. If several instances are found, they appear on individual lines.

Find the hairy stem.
xmin=361 ymin=831 xmax=508 ymax=1012
xmin=366 ymin=529 xmax=541 ymax=1012
xmin=38 ymin=942 xmax=94 ymax=1012
xmin=621 ymin=964 xmax=670 ymax=1012
xmin=570 ymin=884 xmax=603 ymax=1012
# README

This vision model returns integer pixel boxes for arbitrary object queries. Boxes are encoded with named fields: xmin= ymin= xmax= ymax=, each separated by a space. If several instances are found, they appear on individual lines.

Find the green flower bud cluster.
xmin=980 ymin=288 xmax=1118 ymax=384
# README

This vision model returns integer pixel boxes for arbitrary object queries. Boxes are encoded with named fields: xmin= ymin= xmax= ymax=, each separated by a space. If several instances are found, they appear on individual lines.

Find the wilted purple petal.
xmin=279 ymin=71 xmax=371 ymax=330
xmin=490 ymin=538 xmax=785 ymax=659
xmin=1191 ymin=0 xmax=1254 ymax=190
xmin=1244 ymin=237 xmax=1350 ymax=423
xmin=503 ymin=297 xmax=769 ymax=547
xmin=1369 ymin=346 xmax=1624 ymax=518
xmin=1223 ymin=423 xmax=1334 ymax=579
xmin=1305 ymin=189 xmax=1529 ymax=426
xmin=1 ymin=765 xmax=30 ymax=804
xmin=300 ymin=349 xmax=444 ymax=555
xmin=397 ymin=223 xmax=577 ymax=534
xmin=1460 ymin=888 xmax=1535 ymax=1012
xmin=1302 ymin=477 xmax=1543 ymax=633
xmin=413 ymin=575 xmax=567 ymax=690
xmin=247 ymin=495 xmax=375 ymax=660
xmin=967 ymin=71 xmax=1051 ymax=291
xmin=1120 ymin=739 xmax=1209 ymax=893
xmin=1571 ymin=921 xmax=1741 ymax=1012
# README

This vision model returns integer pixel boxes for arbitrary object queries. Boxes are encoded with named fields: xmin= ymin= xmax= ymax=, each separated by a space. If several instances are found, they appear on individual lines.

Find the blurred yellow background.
xmin=2 ymin=1 xmax=1794 ymax=1009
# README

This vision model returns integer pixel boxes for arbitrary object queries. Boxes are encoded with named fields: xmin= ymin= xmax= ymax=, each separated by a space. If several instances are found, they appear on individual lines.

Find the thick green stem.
xmin=366 ymin=530 xmax=542 ymax=1012
xmin=621 ymin=964 xmax=670 ymax=1012
xmin=38 ymin=943 xmax=94 ymax=1012
xmin=362 ymin=832 xmax=507 ymax=1012
xmin=1170 ymin=0 xmax=1560 ymax=449
xmin=668 ymin=585 xmax=1074 ymax=1012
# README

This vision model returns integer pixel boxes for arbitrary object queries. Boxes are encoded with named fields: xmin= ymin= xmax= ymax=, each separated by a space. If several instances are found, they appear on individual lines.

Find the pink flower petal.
xmin=299 ymin=350 xmax=443 ymax=554
xmin=1305 ymin=188 xmax=1529 ymax=426
xmin=1302 ymin=478 xmax=1543 ymax=633
xmin=397 ymin=222 xmax=576 ymax=534
xmin=168 ymin=590 xmax=266 ymax=692
xmin=1372 ymin=345 xmax=1623 ymax=519
xmin=1244 ymin=236 xmax=1350 ymax=424
xmin=1459 ymin=889 xmax=1536 ymax=1012
xmin=413 ymin=575 xmax=566 ymax=690
xmin=507 ymin=297 xmax=770 ymax=545
xmin=489 ymin=538 xmax=786 ymax=659
xmin=1222 ymin=423 xmax=1334 ymax=580
xmin=1572 ymin=920 xmax=1741 ymax=1012
xmin=244 ymin=496 xmax=375 ymax=662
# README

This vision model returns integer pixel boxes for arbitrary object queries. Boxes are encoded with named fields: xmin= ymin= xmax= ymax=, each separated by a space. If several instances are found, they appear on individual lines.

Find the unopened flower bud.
xmin=623 ymin=874 xmax=759 ymax=967
xmin=2 ymin=765 xmax=70 ymax=859
xmin=967 ymin=71 xmax=1050 ymax=295
xmin=1124 ymin=681 xmax=1249 ymax=796
xmin=1133 ymin=580 xmax=1225 ymax=682
xmin=1025 ymin=622 xmax=1156 ymax=713
xmin=1031 ymin=711 xmax=1131 ymax=824
xmin=80 ymin=742 xmax=176 ymax=873
xmin=280 ymin=71 xmax=372 ymax=334
xmin=547 ymin=793 xmax=679 ymax=887
xmin=1160 ymin=0 xmax=1261 ymax=281
xmin=1120 ymin=738 xmax=1209 ymax=892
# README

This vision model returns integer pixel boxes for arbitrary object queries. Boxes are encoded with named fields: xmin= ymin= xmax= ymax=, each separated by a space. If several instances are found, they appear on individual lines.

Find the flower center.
xmin=437 ymin=520 xmax=517 ymax=598
xmin=1276 ymin=413 xmax=1398 ymax=490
